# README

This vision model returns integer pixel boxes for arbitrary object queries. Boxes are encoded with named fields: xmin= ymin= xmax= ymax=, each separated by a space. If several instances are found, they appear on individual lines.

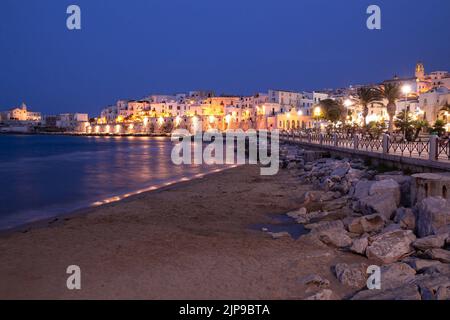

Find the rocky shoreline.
xmin=278 ymin=144 xmax=450 ymax=300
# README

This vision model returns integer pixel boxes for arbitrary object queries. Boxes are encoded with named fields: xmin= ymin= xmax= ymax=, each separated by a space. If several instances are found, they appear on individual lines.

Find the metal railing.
xmin=439 ymin=139 xmax=450 ymax=161
xmin=280 ymin=130 xmax=450 ymax=163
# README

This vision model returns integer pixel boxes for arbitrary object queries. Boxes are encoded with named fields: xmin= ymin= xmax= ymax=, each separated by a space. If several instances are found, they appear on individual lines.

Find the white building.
xmin=57 ymin=113 xmax=89 ymax=131
xmin=188 ymin=91 xmax=215 ymax=99
xmin=257 ymin=103 xmax=282 ymax=117
xmin=0 ymin=103 xmax=42 ymax=122
xmin=146 ymin=95 xmax=177 ymax=103
xmin=385 ymin=62 xmax=450 ymax=95
xmin=299 ymin=91 xmax=329 ymax=116
xmin=150 ymin=101 xmax=190 ymax=117
xmin=419 ymin=87 xmax=450 ymax=123
xmin=268 ymin=90 xmax=302 ymax=111
xmin=100 ymin=100 xmax=130 ymax=122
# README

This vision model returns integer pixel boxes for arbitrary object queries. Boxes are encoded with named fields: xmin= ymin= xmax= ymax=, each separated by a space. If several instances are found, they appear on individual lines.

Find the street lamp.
xmin=401 ymin=85 xmax=412 ymax=139
xmin=402 ymin=84 xmax=412 ymax=96
xmin=313 ymin=106 xmax=322 ymax=131
xmin=344 ymin=99 xmax=353 ymax=124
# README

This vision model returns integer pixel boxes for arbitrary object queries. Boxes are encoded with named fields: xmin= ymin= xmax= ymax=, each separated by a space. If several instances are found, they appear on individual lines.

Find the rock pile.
xmin=280 ymin=145 xmax=450 ymax=300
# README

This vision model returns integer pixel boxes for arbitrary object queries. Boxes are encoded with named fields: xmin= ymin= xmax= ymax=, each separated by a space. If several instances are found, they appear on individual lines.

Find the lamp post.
xmin=344 ymin=99 xmax=353 ymax=125
xmin=401 ymin=84 xmax=412 ymax=140
xmin=313 ymin=106 xmax=322 ymax=132
xmin=344 ymin=99 xmax=353 ymax=108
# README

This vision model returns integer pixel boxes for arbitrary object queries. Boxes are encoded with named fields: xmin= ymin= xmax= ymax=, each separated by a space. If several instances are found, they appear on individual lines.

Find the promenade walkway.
xmin=280 ymin=131 xmax=450 ymax=171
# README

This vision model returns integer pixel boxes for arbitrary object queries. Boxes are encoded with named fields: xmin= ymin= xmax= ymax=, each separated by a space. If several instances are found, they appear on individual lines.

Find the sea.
xmin=0 ymin=134 xmax=231 ymax=230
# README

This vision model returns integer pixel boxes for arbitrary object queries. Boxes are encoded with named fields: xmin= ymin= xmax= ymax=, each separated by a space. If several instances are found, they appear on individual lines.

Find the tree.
xmin=430 ymin=119 xmax=446 ymax=137
xmin=319 ymin=99 xmax=346 ymax=124
xmin=356 ymin=86 xmax=382 ymax=128
xmin=378 ymin=83 xmax=401 ymax=134
xmin=394 ymin=110 xmax=414 ymax=141
xmin=367 ymin=121 xmax=386 ymax=139
xmin=412 ymin=119 xmax=429 ymax=141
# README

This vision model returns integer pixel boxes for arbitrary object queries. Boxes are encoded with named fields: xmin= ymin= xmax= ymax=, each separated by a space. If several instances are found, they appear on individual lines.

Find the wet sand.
xmin=0 ymin=165 xmax=365 ymax=299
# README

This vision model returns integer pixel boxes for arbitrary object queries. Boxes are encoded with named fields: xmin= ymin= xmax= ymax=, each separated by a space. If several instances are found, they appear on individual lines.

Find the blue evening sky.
xmin=1 ymin=0 xmax=449 ymax=115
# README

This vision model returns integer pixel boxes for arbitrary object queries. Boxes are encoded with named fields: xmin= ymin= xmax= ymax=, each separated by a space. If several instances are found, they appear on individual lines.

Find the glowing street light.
xmin=313 ymin=106 xmax=322 ymax=117
xmin=344 ymin=99 xmax=353 ymax=108
xmin=402 ymin=84 xmax=412 ymax=95
xmin=208 ymin=115 xmax=215 ymax=124
xmin=313 ymin=106 xmax=322 ymax=132
xmin=297 ymin=110 xmax=303 ymax=116
xmin=401 ymin=84 xmax=412 ymax=139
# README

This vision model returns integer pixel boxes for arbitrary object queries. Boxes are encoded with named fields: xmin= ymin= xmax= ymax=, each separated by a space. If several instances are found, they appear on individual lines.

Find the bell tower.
xmin=415 ymin=62 xmax=425 ymax=80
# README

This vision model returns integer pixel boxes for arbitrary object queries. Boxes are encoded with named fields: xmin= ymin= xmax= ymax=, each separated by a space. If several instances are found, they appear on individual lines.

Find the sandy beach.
xmin=0 ymin=165 xmax=367 ymax=299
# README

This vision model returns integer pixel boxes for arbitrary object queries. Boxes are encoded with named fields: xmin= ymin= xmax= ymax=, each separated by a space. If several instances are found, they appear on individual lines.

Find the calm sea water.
xmin=0 ymin=134 xmax=230 ymax=230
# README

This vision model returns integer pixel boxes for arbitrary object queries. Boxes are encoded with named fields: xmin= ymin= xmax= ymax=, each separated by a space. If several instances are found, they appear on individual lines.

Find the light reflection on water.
xmin=0 ymin=135 xmax=232 ymax=230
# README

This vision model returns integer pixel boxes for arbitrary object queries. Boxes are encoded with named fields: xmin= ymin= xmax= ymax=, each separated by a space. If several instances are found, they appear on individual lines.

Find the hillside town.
xmin=1 ymin=62 xmax=449 ymax=138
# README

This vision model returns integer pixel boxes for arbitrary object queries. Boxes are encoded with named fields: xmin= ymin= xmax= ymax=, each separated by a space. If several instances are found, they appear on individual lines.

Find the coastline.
xmin=0 ymin=164 xmax=239 ymax=238
xmin=0 ymin=131 xmax=172 ymax=137
xmin=0 ymin=164 xmax=367 ymax=299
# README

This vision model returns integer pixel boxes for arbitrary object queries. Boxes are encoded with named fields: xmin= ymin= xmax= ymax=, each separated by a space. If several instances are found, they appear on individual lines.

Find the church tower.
xmin=415 ymin=62 xmax=425 ymax=80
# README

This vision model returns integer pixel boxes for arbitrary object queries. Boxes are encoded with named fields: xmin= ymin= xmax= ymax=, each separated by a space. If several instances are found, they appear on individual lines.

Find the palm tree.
xmin=356 ymin=87 xmax=382 ymax=128
xmin=378 ymin=83 xmax=401 ymax=134
xmin=394 ymin=110 xmax=414 ymax=141
xmin=431 ymin=119 xmax=446 ymax=137
xmin=412 ymin=119 xmax=429 ymax=141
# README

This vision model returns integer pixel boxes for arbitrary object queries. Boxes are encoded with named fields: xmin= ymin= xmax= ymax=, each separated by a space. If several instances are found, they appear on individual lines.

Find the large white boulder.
xmin=415 ymin=196 xmax=450 ymax=238
xmin=310 ymin=220 xmax=353 ymax=248
xmin=358 ymin=193 xmax=398 ymax=219
xmin=366 ymin=230 xmax=416 ymax=264
xmin=369 ymin=179 xmax=401 ymax=206
xmin=334 ymin=263 xmax=368 ymax=289
xmin=347 ymin=214 xmax=386 ymax=234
